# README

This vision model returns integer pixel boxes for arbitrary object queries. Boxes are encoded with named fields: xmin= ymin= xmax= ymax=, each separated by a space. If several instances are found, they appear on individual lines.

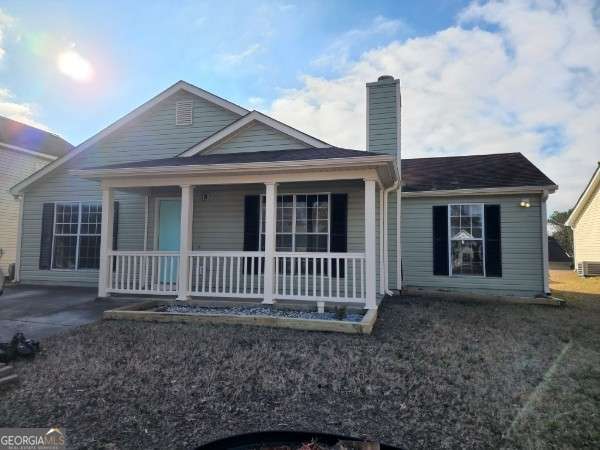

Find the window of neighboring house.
xmin=260 ymin=194 xmax=330 ymax=252
xmin=52 ymin=202 xmax=102 ymax=270
xmin=449 ymin=204 xmax=485 ymax=276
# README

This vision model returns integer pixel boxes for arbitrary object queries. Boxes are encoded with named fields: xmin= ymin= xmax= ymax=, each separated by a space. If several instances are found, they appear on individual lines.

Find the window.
xmin=260 ymin=194 xmax=330 ymax=252
xmin=449 ymin=204 xmax=484 ymax=276
xmin=52 ymin=202 xmax=102 ymax=270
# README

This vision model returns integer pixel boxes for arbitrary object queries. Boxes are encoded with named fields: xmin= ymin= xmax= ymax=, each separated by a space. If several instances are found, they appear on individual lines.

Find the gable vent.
xmin=175 ymin=100 xmax=193 ymax=126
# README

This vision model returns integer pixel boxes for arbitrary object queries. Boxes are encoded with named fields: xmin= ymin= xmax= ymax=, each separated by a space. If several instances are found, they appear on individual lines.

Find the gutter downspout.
xmin=14 ymin=193 xmax=25 ymax=282
xmin=384 ymin=181 xmax=399 ymax=295
xmin=379 ymin=183 xmax=385 ymax=295
xmin=541 ymin=190 xmax=550 ymax=294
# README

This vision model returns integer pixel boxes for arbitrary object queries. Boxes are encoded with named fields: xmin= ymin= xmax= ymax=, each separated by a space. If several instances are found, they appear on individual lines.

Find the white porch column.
xmin=177 ymin=184 xmax=194 ymax=300
xmin=379 ymin=185 xmax=385 ymax=295
xmin=262 ymin=181 xmax=277 ymax=304
xmin=364 ymin=178 xmax=377 ymax=309
xmin=98 ymin=186 xmax=114 ymax=298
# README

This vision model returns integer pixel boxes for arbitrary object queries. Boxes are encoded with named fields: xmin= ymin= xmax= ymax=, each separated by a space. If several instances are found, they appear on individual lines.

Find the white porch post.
xmin=177 ymin=184 xmax=194 ymax=300
xmin=364 ymin=178 xmax=377 ymax=309
xmin=98 ymin=186 xmax=114 ymax=298
xmin=262 ymin=181 xmax=277 ymax=304
xmin=379 ymin=185 xmax=385 ymax=295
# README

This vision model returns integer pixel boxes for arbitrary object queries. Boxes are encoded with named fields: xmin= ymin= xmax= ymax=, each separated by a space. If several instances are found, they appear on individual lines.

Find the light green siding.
xmin=205 ymin=121 xmax=308 ymax=154
xmin=146 ymin=181 xmax=366 ymax=253
xmin=20 ymin=90 xmax=241 ymax=286
xmin=367 ymin=78 xmax=399 ymax=155
xmin=401 ymin=194 xmax=545 ymax=295
xmin=367 ymin=77 xmax=400 ymax=291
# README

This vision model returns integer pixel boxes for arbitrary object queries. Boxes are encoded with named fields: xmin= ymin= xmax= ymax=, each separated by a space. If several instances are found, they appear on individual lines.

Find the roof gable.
xmin=179 ymin=110 xmax=330 ymax=156
xmin=566 ymin=163 xmax=600 ymax=227
xmin=11 ymin=80 xmax=248 ymax=195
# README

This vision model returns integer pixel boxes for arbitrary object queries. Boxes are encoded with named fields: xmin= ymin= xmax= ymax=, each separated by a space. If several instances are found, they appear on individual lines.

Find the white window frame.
xmin=448 ymin=203 xmax=486 ymax=277
xmin=259 ymin=192 xmax=331 ymax=253
xmin=51 ymin=201 xmax=102 ymax=271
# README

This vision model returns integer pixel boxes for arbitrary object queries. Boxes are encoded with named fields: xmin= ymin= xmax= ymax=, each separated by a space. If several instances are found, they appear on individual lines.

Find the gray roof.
xmin=0 ymin=115 xmax=73 ymax=158
xmin=402 ymin=152 xmax=556 ymax=192
xmin=87 ymin=147 xmax=389 ymax=169
xmin=85 ymin=148 xmax=556 ymax=193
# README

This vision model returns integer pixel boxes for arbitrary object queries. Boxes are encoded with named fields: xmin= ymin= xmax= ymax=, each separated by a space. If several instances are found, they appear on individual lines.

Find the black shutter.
xmin=433 ymin=205 xmax=449 ymax=276
xmin=39 ymin=203 xmax=55 ymax=270
xmin=484 ymin=204 xmax=502 ymax=277
xmin=112 ymin=201 xmax=119 ymax=251
xmin=330 ymin=194 xmax=348 ymax=277
xmin=243 ymin=196 xmax=260 ymax=251
xmin=243 ymin=195 xmax=260 ymax=274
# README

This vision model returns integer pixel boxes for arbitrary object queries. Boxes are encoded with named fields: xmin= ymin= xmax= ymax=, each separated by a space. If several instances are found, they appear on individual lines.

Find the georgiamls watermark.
xmin=0 ymin=428 xmax=65 ymax=450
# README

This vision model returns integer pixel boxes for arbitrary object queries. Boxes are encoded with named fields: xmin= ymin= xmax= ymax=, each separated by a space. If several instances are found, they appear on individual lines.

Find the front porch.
xmin=74 ymin=151 xmax=397 ymax=309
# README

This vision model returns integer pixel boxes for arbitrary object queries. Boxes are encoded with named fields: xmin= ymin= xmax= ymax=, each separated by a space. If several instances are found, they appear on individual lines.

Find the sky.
xmin=0 ymin=0 xmax=599 ymax=214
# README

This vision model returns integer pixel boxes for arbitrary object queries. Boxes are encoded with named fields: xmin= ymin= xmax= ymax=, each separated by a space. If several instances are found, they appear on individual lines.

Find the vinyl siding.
xmin=146 ymin=181 xmax=366 ymax=253
xmin=0 ymin=148 xmax=49 ymax=274
xmin=204 ymin=121 xmax=309 ymax=155
xmin=401 ymin=194 xmax=545 ymax=295
xmin=144 ymin=181 xmax=368 ymax=297
xmin=367 ymin=79 xmax=399 ymax=155
xmin=20 ymin=90 xmax=241 ymax=286
xmin=573 ymin=185 xmax=600 ymax=265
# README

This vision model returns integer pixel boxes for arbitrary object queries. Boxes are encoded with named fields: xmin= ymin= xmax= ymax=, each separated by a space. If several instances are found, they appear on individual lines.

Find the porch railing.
xmin=274 ymin=252 xmax=366 ymax=302
xmin=106 ymin=250 xmax=366 ymax=304
xmin=107 ymin=251 xmax=180 ymax=295
xmin=188 ymin=251 xmax=265 ymax=298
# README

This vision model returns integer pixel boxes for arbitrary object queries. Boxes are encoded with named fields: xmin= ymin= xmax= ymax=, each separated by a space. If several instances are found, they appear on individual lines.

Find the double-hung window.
xmin=260 ymin=194 xmax=330 ymax=252
xmin=52 ymin=202 xmax=102 ymax=270
xmin=449 ymin=204 xmax=484 ymax=276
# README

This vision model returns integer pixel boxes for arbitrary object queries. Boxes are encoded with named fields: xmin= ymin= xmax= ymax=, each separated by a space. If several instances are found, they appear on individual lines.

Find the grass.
xmin=0 ymin=285 xmax=599 ymax=449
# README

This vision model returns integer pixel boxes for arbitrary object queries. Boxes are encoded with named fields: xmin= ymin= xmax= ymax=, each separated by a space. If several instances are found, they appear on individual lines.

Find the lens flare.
xmin=57 ymin=50 xmax=93 ymax=82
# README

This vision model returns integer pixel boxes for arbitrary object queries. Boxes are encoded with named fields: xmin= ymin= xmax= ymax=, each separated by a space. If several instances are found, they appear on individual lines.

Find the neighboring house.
xmin=0 ymin=116 xmax=72 ymax=278
xmin=548 ymin=236 xmax=572 ymax=270
xmin=10 ymin=77 xmax=557 ymax=308
xmin=566 ymin=163 xmax=600 ymax=276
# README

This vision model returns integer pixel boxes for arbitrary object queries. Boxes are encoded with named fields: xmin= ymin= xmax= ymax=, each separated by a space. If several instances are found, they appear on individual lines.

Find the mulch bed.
xmin=1 ymin=293 xmax=599 ymax=449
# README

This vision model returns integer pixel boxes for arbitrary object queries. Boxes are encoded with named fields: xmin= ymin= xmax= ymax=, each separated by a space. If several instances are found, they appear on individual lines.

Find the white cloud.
xmin=0 ymin=88 xmax=47 ymax=130
xmin=0 ymin=9 xmax=47 ymax=130
xmin=219 ymin=43 xmax=263 ymax=66
xmin=267 ymin=0 xmax=600 ymax=213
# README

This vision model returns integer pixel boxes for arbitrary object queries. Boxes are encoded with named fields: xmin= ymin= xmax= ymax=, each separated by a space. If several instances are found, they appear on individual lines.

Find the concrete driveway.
xmin=0 ymin=285 xmax=125 ymax=341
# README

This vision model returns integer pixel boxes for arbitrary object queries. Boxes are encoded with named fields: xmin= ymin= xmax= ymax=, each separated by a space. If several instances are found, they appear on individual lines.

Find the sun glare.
xmin=57 ymin=50 xmax=93 ymax=82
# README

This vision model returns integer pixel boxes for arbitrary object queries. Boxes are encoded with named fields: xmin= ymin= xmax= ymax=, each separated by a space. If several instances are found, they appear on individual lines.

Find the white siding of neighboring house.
xmin=573 ymin=185 xmax=600 ymax=266
xmin=0 ymin=147 xmax=50 ymax=275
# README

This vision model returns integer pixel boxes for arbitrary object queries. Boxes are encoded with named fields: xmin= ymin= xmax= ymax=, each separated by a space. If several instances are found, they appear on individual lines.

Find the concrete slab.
xmin=0 ymin=285 xmax=126 ymax=341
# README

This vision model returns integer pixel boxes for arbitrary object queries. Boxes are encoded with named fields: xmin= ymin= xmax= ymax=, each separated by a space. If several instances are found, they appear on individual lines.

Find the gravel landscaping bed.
xmin=1 ymin=291 xmax=599 ymax=449
xmin=155 ymin=304 xmax=364 ymax=322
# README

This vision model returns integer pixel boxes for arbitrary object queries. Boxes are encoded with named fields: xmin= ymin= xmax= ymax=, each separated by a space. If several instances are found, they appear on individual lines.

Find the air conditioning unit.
xmin=577 ymin=261 xmax=600 ymax=277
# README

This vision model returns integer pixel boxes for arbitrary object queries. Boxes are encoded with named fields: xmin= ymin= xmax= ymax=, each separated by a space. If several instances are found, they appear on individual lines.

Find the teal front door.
xmin=158 ymin=199 xmax=181 ymax=283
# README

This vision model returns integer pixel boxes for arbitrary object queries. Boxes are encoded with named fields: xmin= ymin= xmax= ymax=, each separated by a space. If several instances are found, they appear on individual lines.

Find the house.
xmin=548 ymin=236 xmax=572 ymax=270
xmin=566 ymin=163 xmax=600 ymax=276
xmin=0 ymin=116 xmax=72 ymax=279
xmin=10 ymin=76 xmax=557 ymax=308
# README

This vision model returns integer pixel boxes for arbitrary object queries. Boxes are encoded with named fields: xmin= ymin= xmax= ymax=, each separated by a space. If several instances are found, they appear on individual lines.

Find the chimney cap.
xmin=377 ymin=75 xmax=395 ymax=81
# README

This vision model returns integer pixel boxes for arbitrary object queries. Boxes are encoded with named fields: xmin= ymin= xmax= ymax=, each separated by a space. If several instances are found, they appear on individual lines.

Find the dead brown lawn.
xmin=0 ymin=289 xmax=599 ymax=449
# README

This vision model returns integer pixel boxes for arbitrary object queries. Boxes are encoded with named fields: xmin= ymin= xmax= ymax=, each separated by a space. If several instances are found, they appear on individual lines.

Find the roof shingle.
xmin=0 ymin=115 xmax=73 ymax=158
xmin=85 ymin=148 xmax=556 ymax=193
